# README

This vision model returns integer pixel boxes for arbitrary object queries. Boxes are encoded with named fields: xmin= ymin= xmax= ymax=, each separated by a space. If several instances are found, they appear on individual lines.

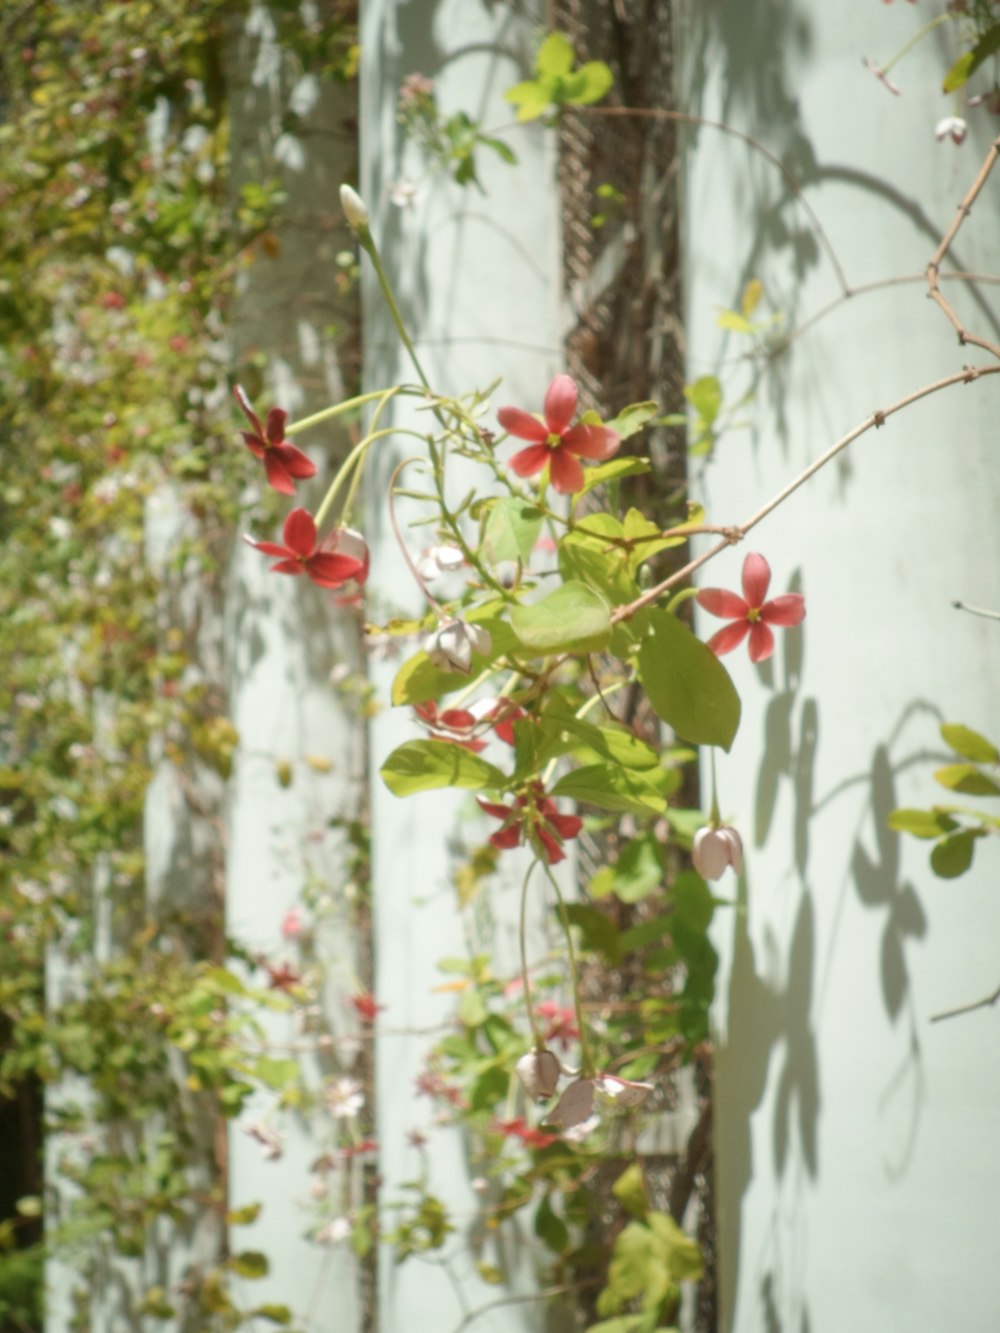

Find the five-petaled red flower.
xmin=478 ymin=782 xmax=582 ymax=864
xmin=493 ymin=1117 xmax=558 ymax=1150
xmin=350 ymin=992 xmax=385 ymax=1022
xmin=497 ymin=374 xmax=620 ymax=495
xmin=244 ymin=508 xmax=365 ymax=589
xmin=234 ymin=384 xmax=317 ymax=496
xmin=696 ymin=552 xmax=805 ymax=663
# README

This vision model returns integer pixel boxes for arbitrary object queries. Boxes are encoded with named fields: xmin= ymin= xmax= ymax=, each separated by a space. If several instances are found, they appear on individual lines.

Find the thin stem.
xmin=313 ymin=423 xmax=425 ymax=531
xmin=708 ymin=749 xmax=721 ymax=826
xmin=882 ymin=12 xmax=954 ymax=75
xmin=541 ymin=861 xmax=595 ymax=1078
xmin=359 ymin=233 xmax=434 ymax=392
xmin=953 ymin=599 xmax=1000 ymax=621
xmin=387 ymin=457 xmax=445 ymax=613
xmin=931 ymin=981 xmax=1000 ymax=1024
xmin=285 ymin=387 xmax=401 ymax=437
xmin=519 ymin=861 xmax=542 ymax=1048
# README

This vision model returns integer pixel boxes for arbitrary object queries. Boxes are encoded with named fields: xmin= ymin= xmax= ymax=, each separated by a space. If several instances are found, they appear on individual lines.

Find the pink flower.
xmin=244 ymin=508 xmax=365 ymax=589
xmin=497 ymin=374 xmax=620 ymax=495
xmin=234 ymin=384 xmax=317 ymax=496
xmin=692 ymin=825 xmax=743 ymax=881
xmin=478 ymin=783 xmax=582 ymax=865
xmin=281 ymin=906 xmax=305 ymax=939
xmin=696 ymin=552 xmax=805 ymax=663
xmin=536 ymin=1000 xmax=580 ymax=1051
xmin=935 ymin=116 xmax=967 ymax=145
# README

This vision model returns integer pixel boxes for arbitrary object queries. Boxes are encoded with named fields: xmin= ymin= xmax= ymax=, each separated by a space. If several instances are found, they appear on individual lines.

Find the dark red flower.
xmin=478 ymin=783 xmax=582 ymax=864
xmin=234 ymin=384 xmax=317 ymax=496
xmin=261 ymin=960 xmax=302 ymax=992
xmin=350 ymin=992 xmax=385 ymax=1022
xmin=493 ymin=1117 xmax=558 ymax=1150
xmin=696 ymin=552 xmax=806 ymax=663
xmin=413 ymin=702 xmax=487 ymax=753
xmin=497 ymin=374 xmax=620 ymax=495
xmin=244 ymin=508 xmax=365 ymax=589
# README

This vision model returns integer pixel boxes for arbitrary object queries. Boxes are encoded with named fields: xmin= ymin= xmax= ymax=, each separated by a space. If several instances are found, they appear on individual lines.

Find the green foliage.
xmin=506 ymin=31 xmax=614 ymax=122
xmin=943 ymin=21 xmax=1000 ymax=92
xmin=890 ymin=722 xmax=1000 ymax=879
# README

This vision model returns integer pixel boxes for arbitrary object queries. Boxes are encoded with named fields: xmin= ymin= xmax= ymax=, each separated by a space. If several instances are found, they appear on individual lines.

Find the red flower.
xmin=413 ymin=702 xmax=487 ymax=753
xmin=536 ymin=1000 xmax=580 ymax=1051
xmin=478 ymin=783 xmax=582 ymax=864
xmin=493 ymin=1117 xmax=558 ymax=1150
xmin=497 ymin=374 xmax=620 ymax=495
xmin=244 ymin=508 xmax=366 ymax=589
xmin=696 ymin=552 xmax=805 ymax=663
xmin=350 ymin=992 xmax=385 ymax=1022
xmin=234 ymin=384 xmax=317 ymax=496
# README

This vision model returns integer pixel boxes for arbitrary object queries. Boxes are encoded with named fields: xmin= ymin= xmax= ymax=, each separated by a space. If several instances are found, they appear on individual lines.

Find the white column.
xmin=684 ymin=7 xmax=1000 ymax=1332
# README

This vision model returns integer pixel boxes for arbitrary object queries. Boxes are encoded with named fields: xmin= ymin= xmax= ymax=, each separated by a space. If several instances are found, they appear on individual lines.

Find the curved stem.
xmin=519 ymin=860 xmax=542 ymax=1048
xmin=541 ymin=861 xmax=595 ymax=1078
xmin=882 ymin=12 xmax=954 ymax=75
xmin=284 ymin=387 xmax=402 ymax=438
xmin=388 ymin=457 xmax=445 ymax=613
xmin=313 ymin=423 xmax=427 ymax=531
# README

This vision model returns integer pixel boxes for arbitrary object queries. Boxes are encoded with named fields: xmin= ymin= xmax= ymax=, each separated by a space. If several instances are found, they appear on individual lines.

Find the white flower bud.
xmin=424 ymin=619 xmax=492 ymax=675
xmin=340 ymin=183 xmax=370 ymax=230
xmin=692 ymin=825 xmax=744 ymax=881
xmin=516 ymin=1048 xmax=561 ymax=1101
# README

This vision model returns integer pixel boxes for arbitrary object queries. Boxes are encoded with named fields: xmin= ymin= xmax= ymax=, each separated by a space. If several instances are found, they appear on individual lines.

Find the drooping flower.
xmin=478 ymin=783 xmax=582 ymax=864
xmin=515 ymin=1047 xmax=561 ymax=1101
xmin=543 ymin=1074 xmax=654 ymax=1131
xmin=233 ymin=384 xmax=317 ymax=496
xmin=497 ymin=374 xmax=620 ymax=495
xmin=692 ymin=825 xmax=744 ymax=881
xmin=324 ymin=526 xmax=370 ymax=588
xmin=415 ymin=544 xmax=465 ymax=581
xmin=935 ymin=116 xmax=967 ymax=145
xmin=244 ymin=508 xmax=365 ymax=589
xmin=696 ymin=552 xmax=805 ymax=663
xmin=413 ymin=701 xmax=487 ymax=752
xmin=424 ymin=618 xmax=492 ymax=675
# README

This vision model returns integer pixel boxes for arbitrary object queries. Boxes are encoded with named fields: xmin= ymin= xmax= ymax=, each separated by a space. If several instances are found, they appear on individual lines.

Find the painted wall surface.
xmin=683 ymin=5 xmax=1000 ymax=1332
xmin=359 ymin=3 xmax=565 ymax=1329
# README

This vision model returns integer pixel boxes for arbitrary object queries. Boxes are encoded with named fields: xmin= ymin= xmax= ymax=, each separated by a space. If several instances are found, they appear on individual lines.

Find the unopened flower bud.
xmin=340 ymin=183 xmax=370 ymax=231
xmin=515 ymin=1048 xmax=560 ymax=1101
xmin=424 ymin=619 xmax=492 ymax=675
xmin=692 ymin=824 xmax=743 ymax=881
xmin=327 ymin=526 xmax=370 ymax=586
xmin=935 ymin=115 xmax=967 ymax=145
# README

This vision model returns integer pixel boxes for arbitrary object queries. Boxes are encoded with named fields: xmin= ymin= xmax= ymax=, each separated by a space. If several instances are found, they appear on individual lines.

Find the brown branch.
xmin=930 ymin=982 xmax=1000 ymax=1023
xmin=614 ymin=362 xmax=1000 ymax=623
xmin=926 ymin=135 xmax=1000 ymax=362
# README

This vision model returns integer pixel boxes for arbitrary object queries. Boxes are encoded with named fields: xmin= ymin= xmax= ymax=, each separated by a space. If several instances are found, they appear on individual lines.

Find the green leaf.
xmin=504 ymin=79 xmax=552 ymax=122
xmin=930 ymin=829 xmax=978 ymax=879
xmin=604 ymin=401 xmax=659 ymax=440
xmin=510 ymin=581 xmax=612 ymax=654
xmin=226 ymin=1202 xmax=263 ymax=1226
xmin=551 ymin=763 xmax=665 ymax=815
xmin=637 ymin=609 xmax=741 ymax=751
xmin=535 ymin=1196 xmax=569 ymax=1253
xmin=940 ymin=723 xmax=999 ymax=765
xmin=741 ymin=278 xmax=764 ymax=318
xmin=560 ymin=903 xmax=622 ymax=962
xmin=576 ymin=456 xmax=651 ymax=497
xmin=684 ymin=375 xmax=722 ymax=425
xmin=648 ymin=1212 xmax=703 ymax=1281
xmin=933 ymin=764 xmax=1000 ymax=797
xmin=380 ymin=740 xmax=507 ymax=797
xmin=391 ymin=614 xmax=519 ymax=705
xmin=535 ymin=31 xmax=575 ymax=78
xmin=482 ymin=497 xmax=544 ymax=565
xmin=251 ymin=1305 xmax=293 ymax=1326
xmin=230 ymin=1251 xmax=269 ymax=1279
xmin=612 ymin=1164 xmax=649 ymax=1219
xmin=887 ymin=808 xmax=959 ymax=840
xmin=254 ymin=1057 xmax=299 ymax=1090
xmin=559 ymin=528 xmax=638 ymax=606
xmin=588 ymin=837 xmax=662 ymax=903
xmin=943 ymin=22 xmax=1000 ymax=92
xmin=563 ymin=60 xmax=614 ymax=106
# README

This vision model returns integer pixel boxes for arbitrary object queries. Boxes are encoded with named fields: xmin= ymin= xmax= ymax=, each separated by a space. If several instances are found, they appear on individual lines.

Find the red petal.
xmin=477 ymin=798 xmax=513 ymax=821
xmin=543 ymin=375 xmax=578 ymax=435
xmin=273 ymin=442 xmax=317 ymax=479
xmin=561 ymin=423 xmax=620 ymax=461
xmin=547 ymin=812 xmax=582 ymax=841
xmin=748 ymin=622 xmax=775 ymax=662
xmin=269 ymin=560 xmax=305 ymax=576
xmin=264 ymin=406 xmax=288 ymax=444
xmin=761 ymin=594 xmax=806 ymax=627
xmin=706 ymin=621 xmax=751 ymax=656
xmin=241 ymin=432 xmax=266 ymax=458
xmin=305 ymin=553 xmax=365 ymax=588
xmin=490 ymin=825 xmax=522 ymax=851
xmin=696 ymin=588 xmax=748 ymax=619
xmin=283 ymin=507 xmax=317 ymax=556
xmin=509 ymin=443 xmax=551 ymax=478
xmin=537 ymin=828 xmax=565 ymax=864
xmin=264 ymin=451 xmax=296 ymax=495
xmin=548 ymin=448 xmax=584 ymax=495
xmin=234 ymin=384 xmax=263 ymax=435
xmin=741 ymin=552 xmax=771 ymax=608
xmin=414 ymin=703 xmax=437 ymax=724
xmin=438 ymin=708 xmax=476 ymax=730
xmin=497 ymin=407 xmax=548 ymax=442
xmin=245 ymin=537 xmax=295 ymax=558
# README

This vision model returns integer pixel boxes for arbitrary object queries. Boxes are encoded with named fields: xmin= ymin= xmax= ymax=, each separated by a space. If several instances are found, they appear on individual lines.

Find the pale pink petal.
xmin=748 ymin=621 xmax=775 ymax=662
xmin=741 ymin=552 xmax=771 ymax=608
xmin=548 ymin=448 xmax=585 ymax=495
xmin=543 ymin=375 xmax=578 ymax=434
xmin=509 ymin=443 xmax=552 ymax=478
xmin=693 ymin=827 xmax=729 ymax=880
xmin=718 ymin=826 xmax=744 ymax=874
xmin=761 ymin=594 xmax=806 ymax=627
xmin=283 ymin=507 xmax=317 ymax=557
xmin=498 ymin=407 xmax=548 ymax=442
xmin=544 ymin=1078 xmax=595 ymax=1130
xmin=561 ymin=423 xmax=621 ymax=461
xmin=706 ymin=621 xmax=751 ymax=656
xmin=697 ymin=588 xmax=748 ymax=619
